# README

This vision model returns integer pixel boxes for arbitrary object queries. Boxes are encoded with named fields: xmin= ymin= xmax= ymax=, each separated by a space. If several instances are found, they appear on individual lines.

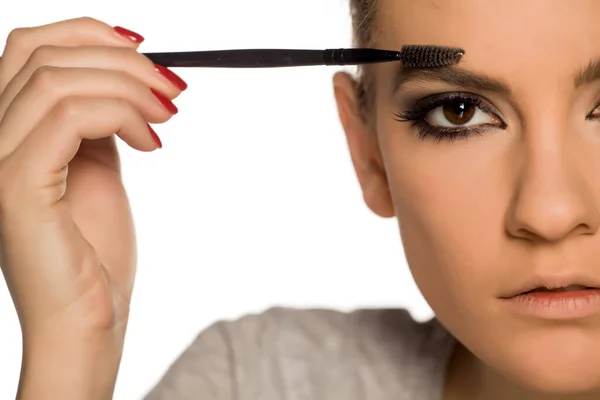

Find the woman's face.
xmin=335 ymin=0 xmax=600 ymax=393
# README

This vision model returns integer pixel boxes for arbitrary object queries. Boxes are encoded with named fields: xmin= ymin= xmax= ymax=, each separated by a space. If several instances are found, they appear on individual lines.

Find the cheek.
xmin=379 ymin=127 xmax=513 ymax=319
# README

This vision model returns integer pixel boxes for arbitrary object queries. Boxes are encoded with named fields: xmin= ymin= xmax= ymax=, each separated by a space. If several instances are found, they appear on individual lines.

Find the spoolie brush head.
xmin=399 ymin=45 xmax=464 ymax=69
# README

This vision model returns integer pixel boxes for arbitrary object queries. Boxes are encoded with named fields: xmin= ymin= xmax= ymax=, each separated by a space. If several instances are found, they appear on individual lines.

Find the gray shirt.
xmin=145 ymin=307 xmax=455 ymax=400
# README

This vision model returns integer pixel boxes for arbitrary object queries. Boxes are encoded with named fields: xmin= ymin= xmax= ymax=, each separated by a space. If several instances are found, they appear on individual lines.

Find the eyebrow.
xmin=392 ymin=56 xmax=600 ymax=95
xmin=392 ymin=66 xmax=511 ymax=95
xmin=575 ymin=58 xmax=600 ymax=87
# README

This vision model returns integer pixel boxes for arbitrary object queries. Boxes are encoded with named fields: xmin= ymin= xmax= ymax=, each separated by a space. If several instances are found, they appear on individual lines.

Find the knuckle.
xmin=71 ymin=16 xmax=106 ymax=31
xmin=74 ymin=16 xmax=101 ymax=25
xmin=29 ymin=45 xmax=59 ymax=67
xmin=52 ymin=97 xmax=82 ymax=121
xmin=5 ymin=27 xmax=29 ymax=49
xmin=29 ymin=65 xmax=61 ymax=93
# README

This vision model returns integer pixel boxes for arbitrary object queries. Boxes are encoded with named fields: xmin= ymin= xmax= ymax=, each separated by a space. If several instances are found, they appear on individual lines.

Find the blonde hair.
xmin=350 ymin=0 xmax=378 ymax=47
xmin=349 ymin=0 xmax=379 ymax=117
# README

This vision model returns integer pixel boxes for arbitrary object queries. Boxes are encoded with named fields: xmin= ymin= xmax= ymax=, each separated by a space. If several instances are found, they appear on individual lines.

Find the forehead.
xmin=376 ymin=0 xmax=600 ymax=85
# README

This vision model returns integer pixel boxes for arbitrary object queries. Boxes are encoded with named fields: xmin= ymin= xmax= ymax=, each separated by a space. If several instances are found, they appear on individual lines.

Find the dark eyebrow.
xmin=392 ymin=57 xmax=600 ymax=95
xmin=575 ymin=58 xmax=600 ymax=87
xmin=392 ymin=66 xmax=511 ymax=95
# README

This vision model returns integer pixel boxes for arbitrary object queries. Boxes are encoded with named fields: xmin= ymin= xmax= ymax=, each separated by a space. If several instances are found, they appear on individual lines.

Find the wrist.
xmin=18 ymin=329 xmax=125 ymax=400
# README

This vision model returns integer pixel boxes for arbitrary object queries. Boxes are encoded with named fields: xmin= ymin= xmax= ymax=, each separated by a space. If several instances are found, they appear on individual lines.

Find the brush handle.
xmin=0 ymin=46 xmax=465 ymax=69
xmin=0 ymin=48 xmax=401 ymax=68
xmin=143 ymin=48 xmax=401 ymax=68
xmin=144 ymin=49 xmax=322 ymax=68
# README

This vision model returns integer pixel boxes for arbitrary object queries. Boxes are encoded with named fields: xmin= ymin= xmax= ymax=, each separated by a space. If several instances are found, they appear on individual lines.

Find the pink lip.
xmin=500 ymin=273 xmax=600 ymax=298
xmin=499 ymin=272 xmax=600 ymax=320
xmin=502 ymin=289 xmax=600 ymax=320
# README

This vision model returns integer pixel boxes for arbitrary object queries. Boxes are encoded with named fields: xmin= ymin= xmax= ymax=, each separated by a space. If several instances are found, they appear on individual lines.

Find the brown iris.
xmin=443 ymin=100 xmax=476 ymax=125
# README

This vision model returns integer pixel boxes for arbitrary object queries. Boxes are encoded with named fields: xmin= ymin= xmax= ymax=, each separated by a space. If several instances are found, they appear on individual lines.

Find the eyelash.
xmin=394 ymin=92 xmax=506 ymax=143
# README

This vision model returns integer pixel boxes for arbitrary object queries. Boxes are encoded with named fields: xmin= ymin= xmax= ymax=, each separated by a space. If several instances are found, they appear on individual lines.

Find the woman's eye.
xmin=393 ymin=93 xmax=507 ymax=143
xmin=588 ymin=106 xmax=600 ymax=120
xmin=425 ymin=100 xmax=498 ymax=128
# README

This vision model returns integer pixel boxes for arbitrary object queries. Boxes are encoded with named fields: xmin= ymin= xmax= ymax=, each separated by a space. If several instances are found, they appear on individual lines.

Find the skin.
xmin=333 ymin=0 xmax=600 ymax=399
xmin=4 ymin=2 xmax=600 ymax=399
xmin=0 ymin=18 xmax=181 ymax=399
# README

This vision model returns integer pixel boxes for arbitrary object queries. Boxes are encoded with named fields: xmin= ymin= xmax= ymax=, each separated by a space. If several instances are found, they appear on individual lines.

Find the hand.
xmin=0 ymin=17 xmax=186 ymax=398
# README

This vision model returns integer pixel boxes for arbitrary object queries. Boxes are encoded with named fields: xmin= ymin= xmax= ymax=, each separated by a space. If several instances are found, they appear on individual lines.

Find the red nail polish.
xmin=155 ymin=64 xmax=188 ymax=91
xmin=150 ymin=88 xmax=178 ymax=114
xmin=113 ymin=26 xmax=145 ymax=44
xmin=147 ymin=124 xmax=162 ymax=148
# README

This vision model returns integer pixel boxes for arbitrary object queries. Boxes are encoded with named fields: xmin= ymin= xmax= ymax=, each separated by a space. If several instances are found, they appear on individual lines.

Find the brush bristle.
xmin=399 ymin=45 xmax=464 ymax=68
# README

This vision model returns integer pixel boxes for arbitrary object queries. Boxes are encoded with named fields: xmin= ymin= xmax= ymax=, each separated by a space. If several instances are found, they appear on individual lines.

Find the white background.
xmin=0 ymin=1 xmax=432 ymax=398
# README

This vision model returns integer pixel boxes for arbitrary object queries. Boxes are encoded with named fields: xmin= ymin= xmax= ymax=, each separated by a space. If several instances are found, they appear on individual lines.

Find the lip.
xmin=499 ymin=272 xmax=600 ymax=320
xmin=500 ymin=272 xmax=600 ymax=299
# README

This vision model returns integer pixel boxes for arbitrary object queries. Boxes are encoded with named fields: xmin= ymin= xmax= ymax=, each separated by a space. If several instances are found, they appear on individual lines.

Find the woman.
xmin=2 ymin=0 xmax=600 ymax=399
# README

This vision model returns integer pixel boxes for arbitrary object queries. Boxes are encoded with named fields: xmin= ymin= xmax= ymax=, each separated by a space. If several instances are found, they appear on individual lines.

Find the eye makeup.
xmin=586 ymin=92 xmax=600 ymax=120
xmin=394 ymin=92 xmax=507 ymax=143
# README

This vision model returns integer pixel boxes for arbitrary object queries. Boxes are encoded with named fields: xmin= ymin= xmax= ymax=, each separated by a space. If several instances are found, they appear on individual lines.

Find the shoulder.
xmin=225 ymin=307 xmax=452 ymax=359
xmin=224 ymin=306 xmax=448 ymax=355
xmin=146 ymin=307 xmax=454 ymax=400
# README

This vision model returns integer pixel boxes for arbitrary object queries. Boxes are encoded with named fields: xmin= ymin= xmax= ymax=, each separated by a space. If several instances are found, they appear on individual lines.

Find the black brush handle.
xmin=0 ymin=46 xmax=464 ymax=69
xmin=143 ymin=48 xmax=402 ymax=68
xmin=144 ymin=49 xmax=323 ymax=68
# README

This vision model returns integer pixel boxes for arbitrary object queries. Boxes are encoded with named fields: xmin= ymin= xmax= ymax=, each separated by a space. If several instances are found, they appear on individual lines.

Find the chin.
xmin=510 ymin=360 xmax=600 ymax=394
xmin=496 ymin=329 xmax=600 ymax=394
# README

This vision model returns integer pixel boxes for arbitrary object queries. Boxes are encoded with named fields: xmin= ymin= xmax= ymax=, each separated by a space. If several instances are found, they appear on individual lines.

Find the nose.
xmin=505 ymin=130 xmax=600 ymax=242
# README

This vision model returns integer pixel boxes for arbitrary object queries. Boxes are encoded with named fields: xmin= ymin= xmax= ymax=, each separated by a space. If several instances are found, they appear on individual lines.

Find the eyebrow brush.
xmin=142 ymin=45 xmax=465 ymax=69
xmin=0 ymin=45 xmax=463 ymax=69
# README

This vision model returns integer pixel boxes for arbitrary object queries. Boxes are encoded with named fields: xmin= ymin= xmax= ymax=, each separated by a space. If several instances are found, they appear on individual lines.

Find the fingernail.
xmin=155 ymin=65 xmax=188 ymax=91
xmin=148 ymin=124 xmax=162 ymax=148
xmin=113 ymin=26 xmax=145 ymax=44
xmin=150 ymin=88 xmax=178 ymax=114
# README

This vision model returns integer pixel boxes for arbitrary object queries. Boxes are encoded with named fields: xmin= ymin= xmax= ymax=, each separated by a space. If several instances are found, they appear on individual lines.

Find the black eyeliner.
xmin=585 ymin=94 xmax=600 ymax=120
xmin=398 ymin=92 xmax=503 ymax=121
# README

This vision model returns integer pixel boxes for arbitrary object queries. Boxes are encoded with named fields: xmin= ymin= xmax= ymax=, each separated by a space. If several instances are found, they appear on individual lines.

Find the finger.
xmin=0 ymin=66 xmax=176 ymax=160
xmin=0 ymin=17 xmax=142 ymax=90
xmin=0 ymin=45 xmax=185 ymax=118
xmin=4 ymin=96 xmax=159 ymax=194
